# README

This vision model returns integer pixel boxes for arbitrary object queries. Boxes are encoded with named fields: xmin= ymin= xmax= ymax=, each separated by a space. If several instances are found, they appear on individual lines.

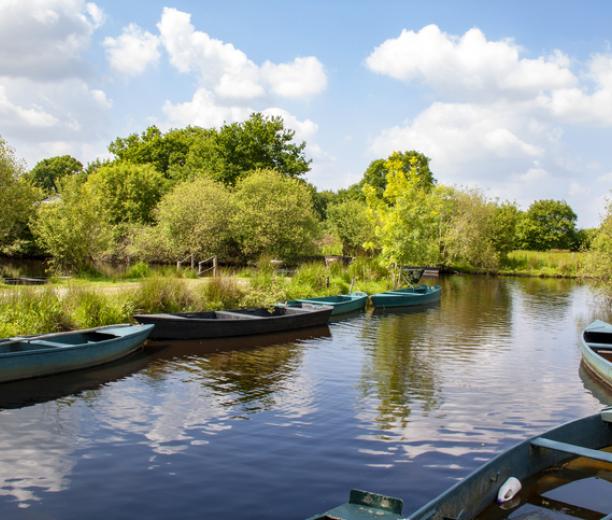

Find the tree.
xmin=517 ymin=199 xmax=578 ymax=250
xmin=590 ymin=200 xmax=612 ymax=284
xmin=0 ymin=137 xmax=40 ymax=249
xmin=327 ymin=199 xmax=372 ymax=255
xmin=232 ymin=169 xmax=319 ymax=259
xmin=28 ymin=155 xmax=83 ymax=193
xmin=365 ymin=154 xmax=442 ymax=266
xmin=31 ymin=177 xmax=112 ymax=272
xmin=85 ymin=162 xmax=167 ymax=225
xmin=183 ymin=113 xmax=311 ymax=185
xmin=361 ymin=151 xmax=435 ymax=198
xmin=491 ymin=202 xmax=521 ymax=258
xmin=155 ymin=178 xmax=235 ymax=260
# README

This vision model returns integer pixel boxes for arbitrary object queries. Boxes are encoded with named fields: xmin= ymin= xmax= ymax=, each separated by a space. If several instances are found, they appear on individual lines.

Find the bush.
xmin=64 ymin=287 xmax=132 ymax=328
xmin=132 ymin=276 xmax=196 ymax=313
xmin=124 ymin=261 xmax=151 ymax=279
xmin=200 ymin=276 xmax=245 ymax=310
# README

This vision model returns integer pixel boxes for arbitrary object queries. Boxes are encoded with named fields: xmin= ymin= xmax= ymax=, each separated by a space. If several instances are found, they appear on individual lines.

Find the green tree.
xmin=85 ymin=162 xmax=167 ymax=225
xmin=31 ymin=177 xmax=112 ymax=272
xmin=491 ymin=202 xmax=521 ymax=258
xmin=361 ymin=151 xmax=435 ymax=198
xmin=0 ymin=138 xmax=40 ymax=250
xmin=184 ymin=113 xmax=311 ymax=185
xmin=232 ymin=169 xmax=319 ymax=259
xmin=155 ymin=177 xmax=235 ymax=260
xmin=327 ymin=199 xmax=372 ymax=255
xmin=28 ymin=155 xmax=83 ymax=193
xmin=517 ymin=199 xmax=578 ymax=250
xmin=365 ymin=153 xmax=442 ymax=266
xmin=590 ymin=200 xmax=612 ymax=284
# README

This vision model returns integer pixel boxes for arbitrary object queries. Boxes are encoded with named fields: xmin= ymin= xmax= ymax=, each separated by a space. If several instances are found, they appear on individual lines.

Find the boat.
xmin=0 ymin=324 xmax=154 ymax=383
xmin=286 ymin=292 xmax=368 ymax=316
xmin=134 ymin=305 xmax=333 ymax=340
xmin=370 ymin=284 xmax=441 ymax=308
xmin=2 ymin=276 xmax=48 ymax=285
xmin=307 ymin=406 xmax=612 ymax=520
xmin=581 ymin=320 xmax=612 ymax=389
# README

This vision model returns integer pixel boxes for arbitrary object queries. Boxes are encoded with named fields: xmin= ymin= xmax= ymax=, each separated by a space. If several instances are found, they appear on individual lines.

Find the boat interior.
xmin=0 ymin=331 xmax=118 ymax=353
xmin=173 ymin=306 xmax=318 ymax=320
xmin=584 ymin=330 xmax=612 ymax=345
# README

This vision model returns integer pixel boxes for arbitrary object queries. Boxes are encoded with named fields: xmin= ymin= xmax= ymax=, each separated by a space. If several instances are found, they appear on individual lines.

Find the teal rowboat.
xmin=286 ymin=292 xmax=369 ymax=316
xmin=0 ymin=324 xmax=154 ymax=383
xmin=370 ymin=285 xmax=441 ymax=309
xmin=307 ymin=407 xmax=612 ymax=520
xmin=581 ymin=320 xmax=612 ymax=389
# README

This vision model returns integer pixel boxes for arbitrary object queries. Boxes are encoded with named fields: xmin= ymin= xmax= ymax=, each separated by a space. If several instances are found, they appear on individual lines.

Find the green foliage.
xmin=156 ymin=177 xmax=235 ymax=260
xmin=327 ymin=199 xmax=372 ymax=255
xmin=0 ymin=288 xmax=66 ymax=336
xmin=86 ymin=162 xmax=167 ymax=225
xmin=28 ymin=155 xmax=83 ymax=193
xmin=361 ymin=151 xmax=435 ymax=198
xmin=589 ymin=201 xmax=612 ymax=284
xmin=124 ymin=261 xmax=151 ymax=279
xmin=132 ymin=276 xmax=196 ymax=313
xmin=232 ymin=169 xmax=319 ymax=260
xmin=491 ymin=202 xmax=520 ymax=258
xmin=501 ymin=250 xmax=589 ymax=277
xmin=63 ymin=287 xmax=132 ymax=328
xmin=182 ymin=113 xmax=311 ymax=185
xmin=516 ymin=199 xmax=578 ymax=250
xmin=0 ymin=137 xmax=40 ymax=249
xmin=200 ymin=276 xmax=245 ymax=310
xmin=31 ymin=176 xmax=113 ymax=272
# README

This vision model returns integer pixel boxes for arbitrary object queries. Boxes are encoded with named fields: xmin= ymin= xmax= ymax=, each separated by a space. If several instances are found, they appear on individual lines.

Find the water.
xmin=0 ymin=276 xmax=610 ymax=519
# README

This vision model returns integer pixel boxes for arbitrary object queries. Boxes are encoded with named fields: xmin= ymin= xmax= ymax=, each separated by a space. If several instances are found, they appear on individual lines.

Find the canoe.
xmin=307 ymin=406 xmax=612 ymax=520
xmin=581 ymin=320 xmax=612 ymax=389
xmin=0 ymin=324 xmax=154 ymax=383
xmin=134 ymin=305 xmax=333 ymax=340
xmin=286 ymin=292 xmax=368 ymax=316
xmin=370 ymin=284 xmax=441 ymax=308
xmin=3 ymin=276 xmax=48 ymax=285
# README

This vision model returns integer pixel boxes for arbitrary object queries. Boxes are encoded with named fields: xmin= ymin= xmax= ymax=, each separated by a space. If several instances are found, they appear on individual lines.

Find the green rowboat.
xmin=286 ymin=292 xmax=369 ymax=316
xmin=581 ymin=320 xmax=612 ymax=389
xmin=307 ymin=407 xmax=612 ymax=520
xmin=370 ymin=285 xmax=441 ymax=309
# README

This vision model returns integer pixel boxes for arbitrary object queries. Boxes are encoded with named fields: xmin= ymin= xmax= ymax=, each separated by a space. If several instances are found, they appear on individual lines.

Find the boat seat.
xmin=27 ymin=339 xmax=67 ymax=348
xmin=530 ymin=437 xmax=612 ymax=463
xmin=215 ymin=311 xmax=263 ymax=320
xmin=601 ymin=406 xmax=612 ymax=423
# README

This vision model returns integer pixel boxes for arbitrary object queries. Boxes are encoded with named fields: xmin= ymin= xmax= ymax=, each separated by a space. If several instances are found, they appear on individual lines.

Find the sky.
xmin=1 ymin=1 xmax=612 ymax=227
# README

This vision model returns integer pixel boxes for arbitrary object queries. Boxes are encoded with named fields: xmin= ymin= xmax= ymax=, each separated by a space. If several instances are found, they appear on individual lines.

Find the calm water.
xmin=0 ymin=276 xmax=610 ymax=519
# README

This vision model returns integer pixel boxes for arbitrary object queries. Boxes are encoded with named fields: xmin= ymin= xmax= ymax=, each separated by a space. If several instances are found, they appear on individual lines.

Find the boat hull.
xmin=135 ymin=306 xmax=333 ymax=340
xmin=287 ymin=292 xmax=368 ymax=316
xmin=0 ymin=324 xmax=154 ymax=383
xmin=370 ymin=285 xmax=441 ymax=308
xmin=580 ymin=320 xmax=612 ymax=389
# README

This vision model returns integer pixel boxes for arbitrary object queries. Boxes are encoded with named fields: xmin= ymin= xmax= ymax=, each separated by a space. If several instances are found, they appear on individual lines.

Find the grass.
xmin=499 ymin=250 xmax=591 ymax=278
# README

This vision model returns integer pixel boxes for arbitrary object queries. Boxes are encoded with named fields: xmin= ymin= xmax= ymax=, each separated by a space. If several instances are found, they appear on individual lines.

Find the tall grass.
xmin=500 ymin=250 xmax=590 ymax=277
xmin=199 ymin=276 xmax=245 ymax=309
xmin=0 ymin=288 xmax=67 ymax=336
xmin=63 ymin=287 xmax=132 ymax=328
xmin=131 ymin=276 xmax=196 ymax=313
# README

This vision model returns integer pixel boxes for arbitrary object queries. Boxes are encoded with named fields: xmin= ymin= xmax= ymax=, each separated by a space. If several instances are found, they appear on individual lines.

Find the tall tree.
xmin=327 ymin=199 xmax=372 ymax=255
xmin=517 ymin=199 xmax=578 ymax=250
xmin=0 ymin=137 xmax=39 ymax=249
xmin=232 ymin=169 xmax=319 ymax=259
xmin=28 ymin=155 xmax=83 ymax=193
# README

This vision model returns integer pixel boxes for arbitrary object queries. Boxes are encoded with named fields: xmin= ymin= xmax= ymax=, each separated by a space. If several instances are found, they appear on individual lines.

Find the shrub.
xmin=132 ymin=276 xmax=196 ymax=313
xmin=200 ymin=276 xmax=244 ymax=310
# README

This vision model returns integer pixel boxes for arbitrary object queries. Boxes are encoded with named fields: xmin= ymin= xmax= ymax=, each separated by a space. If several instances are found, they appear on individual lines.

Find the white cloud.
xmin=366 ymin=25 xmax=575 ymax=100
xmin=157 ymin=7 xmax=326 ymax=100
xmin=103 ymin=23 xmax=160 ymax=76
xmin=0 ymin=86 xmax=58 ymax=128
xmin=0 ymin=0 xmax=104 ymax=80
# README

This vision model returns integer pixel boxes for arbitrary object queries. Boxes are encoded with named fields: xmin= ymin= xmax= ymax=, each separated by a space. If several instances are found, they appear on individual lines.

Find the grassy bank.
xmin=498 ymin=250 xmax=592 ymax=278
xmin=0 ymin=259 xmax=393 ymax=337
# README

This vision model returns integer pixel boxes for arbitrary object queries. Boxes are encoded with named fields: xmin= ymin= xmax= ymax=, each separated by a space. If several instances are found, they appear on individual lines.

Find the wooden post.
xmin=213 ymin=256 xmax=218 ymax=277
xmin=190 ymin=254 xmax=195 ymax=269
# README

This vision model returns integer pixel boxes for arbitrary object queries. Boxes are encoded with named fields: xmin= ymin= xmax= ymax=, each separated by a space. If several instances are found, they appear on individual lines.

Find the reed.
xmin=63 ymin=287 xmax=132 ymax=328
xmin=200 ymin=276 xmax=245 ymax=310
xmin=0 ymin=288 xmax=67 ymax=336
xmin=131 ymin=276 xmax=196 ymax=313
xmin=500 ymin=250 xmax=590 ymax=277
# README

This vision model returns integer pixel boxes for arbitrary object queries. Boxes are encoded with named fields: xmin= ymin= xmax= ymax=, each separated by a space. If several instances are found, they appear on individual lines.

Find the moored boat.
xmin=286 ymin=292 xmax=368 ymax=316
xmin=581 ymin=320 xmax=612 ymax=389
xmin=0 ymin=324 xmax=154 ymax=383
xmin=134 ymin=304 xmax=333 ymax=340
xmin=307 ymin=406 xmax=612 ymax=520
xmin=370 ymin=284 xmax=441 ymax=309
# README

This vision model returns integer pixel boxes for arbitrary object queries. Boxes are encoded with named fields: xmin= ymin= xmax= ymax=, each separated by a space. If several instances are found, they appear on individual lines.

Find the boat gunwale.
xmin=580 ymin=321 xmax=612 ymax=389
xmin=0 ymin=324 xmax=154 ymax=358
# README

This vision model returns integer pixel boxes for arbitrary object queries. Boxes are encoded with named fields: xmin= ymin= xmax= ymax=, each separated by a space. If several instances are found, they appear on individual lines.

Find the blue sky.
xmin=1 ymin=1 xmax=612 ymax=226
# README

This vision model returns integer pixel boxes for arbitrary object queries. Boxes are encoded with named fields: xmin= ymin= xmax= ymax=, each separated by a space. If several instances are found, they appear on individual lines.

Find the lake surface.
xmin=0 ymin=276 xmax=610 ymax=519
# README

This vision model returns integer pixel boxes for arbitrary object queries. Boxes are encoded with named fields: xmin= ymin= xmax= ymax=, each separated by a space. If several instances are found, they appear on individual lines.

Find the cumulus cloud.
xmin=366 ymin=25 xmax=575 ymax=100
xmin=157 ymin=7 xmax=326 ymax=99
xmin=103 ymin=23 xmax=160 ymax=76
xmin=0 ymin=0 xmax=104 ymax=80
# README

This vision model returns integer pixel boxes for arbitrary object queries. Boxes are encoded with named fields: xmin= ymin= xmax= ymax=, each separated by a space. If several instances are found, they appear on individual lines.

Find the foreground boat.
xmin=370 ymin=284 xmax=441 ymax=309
xmin=0 ymin=324 xmax=154 ymax=383
xmin=308 ymin=407 xmax=612 ymax=520
xmin=581 ymin=320 xmax=612 ymax=389
xmin=286 ymin=292 xmax=368 ymax=316
xmin=134 ymin=305 xmax=333 ymax=340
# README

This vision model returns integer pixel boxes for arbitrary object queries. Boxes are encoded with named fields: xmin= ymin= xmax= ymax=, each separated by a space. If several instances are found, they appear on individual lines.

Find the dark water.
xmin=0 ymin=276 xmax=610 ymax=519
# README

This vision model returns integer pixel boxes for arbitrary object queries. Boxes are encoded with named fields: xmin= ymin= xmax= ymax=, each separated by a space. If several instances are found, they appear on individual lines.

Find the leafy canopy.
xmin=517 ymin=199 xmax=578 ymax=250
xmin=28 ymin=155 xmax=83 ymax=194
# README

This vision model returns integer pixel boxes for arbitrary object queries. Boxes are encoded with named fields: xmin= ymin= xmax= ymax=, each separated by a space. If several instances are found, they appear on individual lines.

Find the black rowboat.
xmin=134 ymin=304 xmax=333 ymax=340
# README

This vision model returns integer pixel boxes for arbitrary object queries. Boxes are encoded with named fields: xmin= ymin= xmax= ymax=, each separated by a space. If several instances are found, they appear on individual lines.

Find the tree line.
xmin=0 ymin=113 xmax=610 ymax=281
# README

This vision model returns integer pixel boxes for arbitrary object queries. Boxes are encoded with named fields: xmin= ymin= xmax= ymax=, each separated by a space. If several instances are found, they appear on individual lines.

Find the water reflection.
xmin=0 ymin=277 xmax=609 ymax=519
